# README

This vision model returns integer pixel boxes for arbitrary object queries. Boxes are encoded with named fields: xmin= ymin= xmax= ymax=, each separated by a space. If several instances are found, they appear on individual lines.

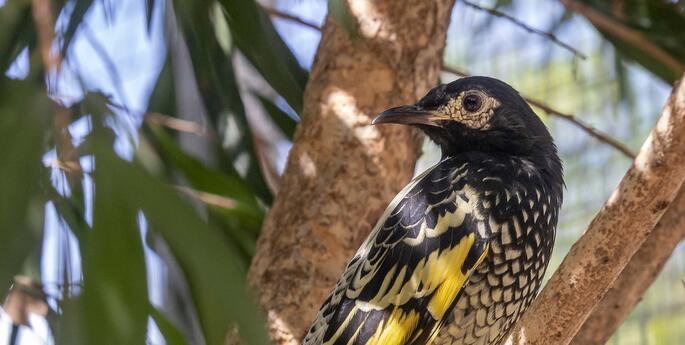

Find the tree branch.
xmin=560 ymin=0 xmax=684 ymax=76
xmin=442 ymin=65 xmax=636 ymax=159
xmin=570 ymin=184 xmax=685 ymax=345
xmin=248 ymin=1 xmax=457 ymax=344
xmin=506 ymin=73 xmax=685 ymax=345
xmin=462 ymin=0 xmax=586 ymax=59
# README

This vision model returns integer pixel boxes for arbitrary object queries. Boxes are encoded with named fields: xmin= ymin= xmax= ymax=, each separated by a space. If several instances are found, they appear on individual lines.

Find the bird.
xmin=302 ymin=76 xmax=564 ymax=345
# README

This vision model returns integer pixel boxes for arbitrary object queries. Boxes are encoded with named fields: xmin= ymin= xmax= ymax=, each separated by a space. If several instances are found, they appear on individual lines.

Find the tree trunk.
xmin=569 ymin=185 xmax=685 ymax=345
xmin=248 ymin=1 xmax=455 ymax=344
xmin=505 ymin=74 xmax=685 ymax=345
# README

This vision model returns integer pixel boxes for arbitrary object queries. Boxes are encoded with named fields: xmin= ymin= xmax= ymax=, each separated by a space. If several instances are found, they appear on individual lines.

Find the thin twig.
xmin=144 ymin=108 xmax=278 ymax=194
xmin=442 ymin=66 xmax=469 ymax=77
xmin=53 ymin=105 xmax=83 ymax=177
xmin=145 ymin=112 xmax=214 ymax=139
xmin=442 ymin=66 xmax=636 ymax=158
xmin=525 ymin=97 xmax=636 ymax=158
xmin=174 ymin=185 xmax=237 ymax=209
xmin=462 ymin=0 xmax=586 ymax=60
xmin=31 ymin=0 xmax=61 ymax=70
xmin=106 ymin=100 xmax=214 ymax=139
xmin=561 ymin=0 xmax=684 ymax=75
xmin=32 ymin=1 xmax=82 ymax=176
xmin=262 ymin=5 xmax=321 ymax=31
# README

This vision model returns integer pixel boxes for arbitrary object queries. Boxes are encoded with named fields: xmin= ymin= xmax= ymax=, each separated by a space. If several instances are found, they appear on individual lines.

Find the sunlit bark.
xmin=570 ymin=186 xmax=685 ymax=345
xmin=248 ymin=1 xmax=456 ymax=344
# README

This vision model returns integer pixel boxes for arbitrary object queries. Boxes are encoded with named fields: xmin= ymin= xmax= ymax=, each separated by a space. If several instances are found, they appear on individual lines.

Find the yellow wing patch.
xmin=427 ymin=235 xmax=489 ymax=320
xmin=367 ymin=308 xmax=420 ymax=345
xmin=362 ymin=234 xmax=488 ymax=345
xmin=361 ymin=220 xmax=483 ymax=310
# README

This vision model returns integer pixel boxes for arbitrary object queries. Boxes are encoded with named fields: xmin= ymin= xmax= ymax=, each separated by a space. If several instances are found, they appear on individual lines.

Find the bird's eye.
xmin=462 ymin=94 xmax=482 ymax=112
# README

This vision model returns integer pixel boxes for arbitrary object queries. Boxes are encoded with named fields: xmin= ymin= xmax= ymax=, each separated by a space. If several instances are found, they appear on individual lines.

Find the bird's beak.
xmin=372 ymin=105 xmax=443 ymax=127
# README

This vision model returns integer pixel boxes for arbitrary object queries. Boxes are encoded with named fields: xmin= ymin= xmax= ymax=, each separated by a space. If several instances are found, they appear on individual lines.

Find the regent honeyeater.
xmin=303 ymin=77 xmax=563 ymax=345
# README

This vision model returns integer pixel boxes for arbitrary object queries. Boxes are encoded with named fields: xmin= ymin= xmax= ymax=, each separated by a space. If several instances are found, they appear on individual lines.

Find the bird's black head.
xmin=373 ymin=76 xmax=562 ymax=182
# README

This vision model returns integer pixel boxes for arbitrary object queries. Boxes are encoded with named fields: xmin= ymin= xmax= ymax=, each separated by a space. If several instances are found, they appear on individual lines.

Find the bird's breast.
xmin=434 ymin=166 xmax=560 ymax=345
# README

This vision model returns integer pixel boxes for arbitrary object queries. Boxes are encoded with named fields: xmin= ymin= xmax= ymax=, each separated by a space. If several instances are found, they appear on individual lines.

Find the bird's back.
xmin=303 ymin=152 xmax=562 ymax=345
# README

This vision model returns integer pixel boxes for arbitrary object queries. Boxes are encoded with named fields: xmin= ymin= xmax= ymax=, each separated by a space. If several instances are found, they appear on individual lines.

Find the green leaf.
xmin=217 ymin=0 xmax=308 ymax=113
xmin=80 ymin=182 xmax=149 ymax=344
xmin=145 ymin=125 xmax=264 ymax=225
xmin=579 ymin=0 xmax=685 ymax=83
xmin=57 ymin=296 xmax=86 ymax=345
xmin=143 ymin=125 xmax=262 ymax=263
xmin=0 ymin=1 xmax=35 ymax=72
xmin=0 ymin=77 xmax=49 ymax=293
xmin=65 ymin=107 xmax=150 ymax=345
xmin=151 ymin=307 xmax=190 ymax=345
xmin=119 ymin=147 xmax=268 ymax=345
xmin=256 ymin=94 xmax=297 ymax=139
xmin=146 ymin=57 xmax=177 ymax=117
xmin=77 ymin=102 xmax=267 ymax=344
xmin=163 ymin=3 xmax=274 ymax=203
xmin=206 ymin=208 xmax=256 ymax=261
xmin=60 ymin=0 xmax=95 ymax=56
xmin=45 ymin=183 xmax=89 ymax=256
xmin=79 ymin=100 xmax=268 ymax=345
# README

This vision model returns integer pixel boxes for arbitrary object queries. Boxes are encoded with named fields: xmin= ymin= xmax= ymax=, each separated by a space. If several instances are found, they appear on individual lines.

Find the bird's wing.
xmin=303 ymin=161 xmax=490 ymax=345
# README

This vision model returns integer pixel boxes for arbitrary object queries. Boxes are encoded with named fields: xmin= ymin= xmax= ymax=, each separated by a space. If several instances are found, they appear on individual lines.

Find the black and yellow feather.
xmin=304 ymin=157 xmax=495 ymax=345
xmin=303 ymin=76 xmax=564 ymax=345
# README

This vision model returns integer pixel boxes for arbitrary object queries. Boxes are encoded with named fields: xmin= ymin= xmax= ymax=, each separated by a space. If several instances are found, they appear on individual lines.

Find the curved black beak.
xmin=372 ymin=105 xmax=442 ymax=127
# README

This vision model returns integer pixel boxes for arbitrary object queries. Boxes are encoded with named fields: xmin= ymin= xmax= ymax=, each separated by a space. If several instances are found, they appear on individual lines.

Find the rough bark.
xmin=569 ymin=185 xmax=685 ymax=345
xmin=505 ymin=74 xmax=685 ymax=345
xmin=247 ymin=1 xmax=456 ymax=344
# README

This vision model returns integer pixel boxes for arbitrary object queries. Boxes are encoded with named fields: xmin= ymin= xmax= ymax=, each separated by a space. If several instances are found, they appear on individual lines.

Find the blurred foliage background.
xmin=0 ymin=0 xmax=684 ymax=344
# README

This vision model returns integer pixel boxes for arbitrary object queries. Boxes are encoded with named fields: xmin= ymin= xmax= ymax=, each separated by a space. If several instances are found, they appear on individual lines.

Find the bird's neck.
xmin=440 ymin=149 xmax=564 ymax=197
